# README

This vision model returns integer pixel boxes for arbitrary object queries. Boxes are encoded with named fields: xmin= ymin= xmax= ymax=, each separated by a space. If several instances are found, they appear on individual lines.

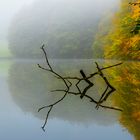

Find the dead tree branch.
xmin=61 ymin=62 xmax=122 ymax=80
xmin=95 ymin=62 xmax=116 ymax=109
xmin=37 ymin=45 xmax=123 ymax=131
xmin=38 ymin=45 xmax=72 ymax=131
xmin=51 ymin=89 xmax=123 ymax=112
xmin=79 ymin=70 xmax=94 ymax=99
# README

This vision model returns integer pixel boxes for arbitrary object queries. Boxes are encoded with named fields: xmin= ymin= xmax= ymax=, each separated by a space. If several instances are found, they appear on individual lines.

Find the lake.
xmin=0 ymin=59 xmax=139 ymax=140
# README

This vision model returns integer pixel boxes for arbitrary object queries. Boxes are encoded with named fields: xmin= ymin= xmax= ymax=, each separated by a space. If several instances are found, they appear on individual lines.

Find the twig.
xmin=95 ymin=62 xmax=116 ymax=109
xmin=62 ymin=62 xmax=122 ymax=80
xmin=95 ymin=85 xmax=109 ymax=109
xmin=51 ymin=89 xmax=123 ymax=112
xmin=41 ymin=44 xmax=53 ymax=71
xmin=38 ymin=44 xmax=71 ymax=131
xmin=37 ymin=45 xmax=123 ymax=131
xmin=41 ymin=106 xmax=53 ymax=132
xmin=79 ymin=70 xmax=94 ymax=99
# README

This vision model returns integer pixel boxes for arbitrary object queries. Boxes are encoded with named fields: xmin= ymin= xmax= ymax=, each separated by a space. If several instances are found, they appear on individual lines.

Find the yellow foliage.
xmin=104 ymin=0 xmax=140 ymax=60
xmin=132 ymin=112 xmax=140 ymax=122
xmin=105 ymin=61 xmax=140 ymax=140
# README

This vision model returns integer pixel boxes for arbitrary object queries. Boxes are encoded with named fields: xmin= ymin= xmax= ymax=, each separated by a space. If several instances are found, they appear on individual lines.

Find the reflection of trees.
xmin=8 ymin=60 xmax=120 ymax=126
xmin=105 ymin=61 xmax=140 ymax=140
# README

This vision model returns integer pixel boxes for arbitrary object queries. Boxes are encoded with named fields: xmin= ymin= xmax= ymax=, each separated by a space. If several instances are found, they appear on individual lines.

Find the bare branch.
xmin=37 ymin=45 xmax=123 ymax=131
xmin=95 ymin=85 xmax=109 ymax=109
xmin=100 ymin=62 xmax=123 ymax=71
xmin=95 ymin=62 xmax=116 ymax=109
xmin=50 ymin=89 xmax=122 ymax=112
xmin=38 ymin=45 xmax=73 ymax=131
xmin=79 ymin=70 xmax=94 ymax=99
xmin=62 ymin=62 xmax=122 ymax=80
xmin=37 ymin=64 xmax=51 ymax=72
xmin=41 ymin=106 xmax=53 ymax=131
xmin=41 ymin=45 xmax=53 ymax=71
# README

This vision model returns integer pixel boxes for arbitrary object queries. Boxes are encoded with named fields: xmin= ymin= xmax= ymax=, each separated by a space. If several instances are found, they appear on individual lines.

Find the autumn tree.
xmin=106 ymin=61 xmax=140 ymax=140
xmin=94 ymin=0 xmax=140 ymax=60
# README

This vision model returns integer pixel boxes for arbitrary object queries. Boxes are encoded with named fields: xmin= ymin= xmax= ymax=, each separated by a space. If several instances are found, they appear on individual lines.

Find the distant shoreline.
xmin=0 ymin=57 xmax=140 ymax=62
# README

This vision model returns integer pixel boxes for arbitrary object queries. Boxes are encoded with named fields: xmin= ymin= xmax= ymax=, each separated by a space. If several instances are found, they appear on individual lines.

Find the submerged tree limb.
xmin=95 ymin=62 xmax=116 ymax=109
xmin=61 ymin=62 xmax=122 ymax=80
xmin=37 ymin=44 xmax=123 ymax=131
xmin=79 ymin=70 xmax=94 ymax=99
xmin=37 ymin=45 xmax=72 ymax=131
xmin=51 ymin=89 xmax=123 ymax=112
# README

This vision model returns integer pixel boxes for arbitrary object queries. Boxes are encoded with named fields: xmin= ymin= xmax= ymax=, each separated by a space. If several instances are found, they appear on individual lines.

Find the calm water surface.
xmin=0 ymin=59 xmax=138 ymax=140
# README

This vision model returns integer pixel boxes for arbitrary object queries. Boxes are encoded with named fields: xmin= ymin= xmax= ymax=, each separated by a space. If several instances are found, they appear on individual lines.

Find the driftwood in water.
xmin=37 ymin=45 xmax=123 ymax=131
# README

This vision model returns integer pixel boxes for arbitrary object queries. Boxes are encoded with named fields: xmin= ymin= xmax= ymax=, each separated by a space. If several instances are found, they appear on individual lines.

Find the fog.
xmin=0 ymin=0 xmax=120 ymax=58
xmin=0 ymin=0 xmax=34 ymax=41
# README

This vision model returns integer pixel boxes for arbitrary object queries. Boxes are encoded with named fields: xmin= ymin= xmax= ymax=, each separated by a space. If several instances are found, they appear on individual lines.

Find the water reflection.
xmin=105 ymin=61 xmax=140 ymax=140
xmin=8 ymin=59 xmax=120 ymax=126
xmin=7 ymin=59 xmax=140 ymax=139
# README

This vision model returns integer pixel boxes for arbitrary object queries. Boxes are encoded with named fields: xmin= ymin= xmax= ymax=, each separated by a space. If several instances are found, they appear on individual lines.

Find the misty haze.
xmin=7 ymin=0 xmax=119 ymax=58
xmin=0 ymin=0 xmax=139 ymax=140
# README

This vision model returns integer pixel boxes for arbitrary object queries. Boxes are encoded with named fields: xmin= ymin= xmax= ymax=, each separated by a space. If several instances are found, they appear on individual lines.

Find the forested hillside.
xmin=93 ymin=0 xmax=140 ymax=60
xmin=8 ymin=0 xmax=118 ymax=59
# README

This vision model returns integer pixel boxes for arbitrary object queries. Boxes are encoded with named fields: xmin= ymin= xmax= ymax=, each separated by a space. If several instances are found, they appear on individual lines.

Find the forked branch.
xmin=37 ymin=45 xmax=123 ymax=131
xmin=38 ymin=45 xmax=71 ymax=131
